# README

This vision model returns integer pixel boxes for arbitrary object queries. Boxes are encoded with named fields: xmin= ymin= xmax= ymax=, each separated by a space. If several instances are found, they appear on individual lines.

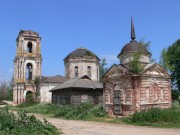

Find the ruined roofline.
xmin=16 ymin=30 xmax=41 ymax=41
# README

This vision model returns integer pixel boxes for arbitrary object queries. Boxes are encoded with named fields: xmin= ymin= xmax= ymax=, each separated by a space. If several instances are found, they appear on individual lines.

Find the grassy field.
xmin=9 ymin=102 xmax=180 ymax=128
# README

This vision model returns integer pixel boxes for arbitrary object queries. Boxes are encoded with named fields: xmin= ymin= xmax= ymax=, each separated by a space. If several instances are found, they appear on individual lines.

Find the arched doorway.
xmin=26 ymin=91 xmax=34 ymax=103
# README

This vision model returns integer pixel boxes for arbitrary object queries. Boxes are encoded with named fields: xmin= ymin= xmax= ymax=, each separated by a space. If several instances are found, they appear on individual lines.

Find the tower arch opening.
xmin=27 ymin=41 xmax=33 ymax=53
xmin=26 ymin=63 xmax=33 ymax=80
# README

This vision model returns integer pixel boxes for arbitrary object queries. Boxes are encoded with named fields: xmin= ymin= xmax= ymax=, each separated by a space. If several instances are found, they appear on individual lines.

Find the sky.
xmin=0 ymin=0 xmax=180 ymax=81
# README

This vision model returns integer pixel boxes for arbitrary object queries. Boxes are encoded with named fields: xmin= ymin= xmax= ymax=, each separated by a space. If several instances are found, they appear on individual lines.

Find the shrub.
xmin=124 ymin=107 xmax=180 ymax=125
xmin=0 ymin=107 xmax=59 ymax=135
xmin=12 ymin=102 xmax=108 ymax=121
xmin=54 ymin=102 xmax=107 ymax=120
xmin=92 ymin=105 xmax=107 ymax=117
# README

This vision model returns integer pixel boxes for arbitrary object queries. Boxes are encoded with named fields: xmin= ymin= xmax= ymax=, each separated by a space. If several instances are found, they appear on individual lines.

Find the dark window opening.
xmin=26 ymin=63 xmax=33 ymax=80
xmin=87 ymin=66 xmax=91 ymax=77
xmin=75 ymin=66 xmax=78 ymax=78
xmin=27 ymin=42 xmax=33 ymax=53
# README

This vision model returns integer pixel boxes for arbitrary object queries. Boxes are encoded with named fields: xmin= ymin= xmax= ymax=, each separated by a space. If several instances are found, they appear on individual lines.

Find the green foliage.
xmin=129 ymin=40 xmax=153 ymax=74
xmin=160 ymin=39 xmax=180 ymax=91
xmin=123 ymin=106 xmax=180 ymax=127
xmin=0 ymin=79 xmax=13 ymax=103
xmin=16 ymin=102 xmax=39 ymax=108
xmin=26 ymin=92 xmax=34 ymax=103
xmin=16 ymin=102 xmax=57 ymax=114
xmin=0 ymin=107 xmax=59 ymax=135
xmin=99 ymin=58 xmax=108 ymax=82
xmin=10 ymin=103 xmax=180 ymax=128
xmin=129 ymin=52 xmax=143 ymax=74
xmin=86 ymin=50 xmax=95 ymax=57
xmin=171 ymin=90 xmax=179 ymax=100
xmin=54 ymin=102 xmax=107 ymax=120
xmin=13 ymin=102 xmax=107 ymax=120
xmin=139 ymin=39 xmax=155 ymax=62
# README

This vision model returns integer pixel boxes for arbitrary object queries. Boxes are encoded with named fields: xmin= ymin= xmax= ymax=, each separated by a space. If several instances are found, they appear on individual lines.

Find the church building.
xmin=50 ymin=48 xmax=103 ymax=105
xmin=103 ymin=19 xmax=172 ymax=116
xmin=13 ymin=30 xmax=102 ymax=104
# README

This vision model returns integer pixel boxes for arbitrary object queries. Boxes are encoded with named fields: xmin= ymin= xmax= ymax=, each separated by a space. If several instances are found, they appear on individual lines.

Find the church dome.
xmin=118 ymin=40 xmax=150 ymax=57
xmin=64 ymin=47 xmax=100 ymax=61
xmin=118 ymin=18 xmax=151 ymax=65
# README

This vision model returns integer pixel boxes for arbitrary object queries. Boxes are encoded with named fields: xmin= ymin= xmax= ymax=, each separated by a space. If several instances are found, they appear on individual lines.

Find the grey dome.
xmin=64 ymin=48 xmax=100 ymax=61
xmin=118 ymin=40 xmax=150 ymax=57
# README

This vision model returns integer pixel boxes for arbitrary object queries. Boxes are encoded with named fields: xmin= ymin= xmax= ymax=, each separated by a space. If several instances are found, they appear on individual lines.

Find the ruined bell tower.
xmin=13 ymin=30 xmax=42 ymax=104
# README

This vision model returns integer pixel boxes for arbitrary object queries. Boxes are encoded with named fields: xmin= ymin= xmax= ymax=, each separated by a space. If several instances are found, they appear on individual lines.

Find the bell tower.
xmin=13 ymin=30 xmax=42 ymax=104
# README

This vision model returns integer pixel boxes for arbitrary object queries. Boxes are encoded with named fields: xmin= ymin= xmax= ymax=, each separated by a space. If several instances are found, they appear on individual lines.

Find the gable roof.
xmin=141 ymin=63 xmax=170 ymax=77
xmin=50 ymin=75 xmax=103 ymax=92
xmin=41 ymin=75 xmax=67 ymax=83
xmin=103 ymin=64 xmax=130 ymax=78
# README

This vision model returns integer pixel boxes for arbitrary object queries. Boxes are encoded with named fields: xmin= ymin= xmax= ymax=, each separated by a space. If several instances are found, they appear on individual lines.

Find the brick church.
xmin=103 ymin=18 xmax=172 ymax=116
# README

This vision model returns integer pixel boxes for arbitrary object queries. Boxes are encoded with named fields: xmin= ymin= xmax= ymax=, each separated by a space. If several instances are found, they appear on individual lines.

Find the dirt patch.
xmin=32 ymin=113 xmax=180 ymax=135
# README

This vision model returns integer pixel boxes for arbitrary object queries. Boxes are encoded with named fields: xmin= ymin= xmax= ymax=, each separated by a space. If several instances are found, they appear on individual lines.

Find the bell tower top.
xmin=14 ymin=30 xmax=42 ymax=84
xmin=16 ymin=30 xmax=41 ymax=57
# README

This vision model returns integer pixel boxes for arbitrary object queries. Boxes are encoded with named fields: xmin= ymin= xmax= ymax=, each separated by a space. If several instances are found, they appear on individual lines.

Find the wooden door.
xmin=113 ymin=90 xmax=121 ymax=115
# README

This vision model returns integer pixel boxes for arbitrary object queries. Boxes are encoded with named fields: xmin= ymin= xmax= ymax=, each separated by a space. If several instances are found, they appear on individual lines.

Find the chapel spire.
xmin=131 ymin=17 xmax=136 ymax=40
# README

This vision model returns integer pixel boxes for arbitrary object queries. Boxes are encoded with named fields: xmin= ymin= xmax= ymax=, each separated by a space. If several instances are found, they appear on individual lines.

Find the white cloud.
xmin=99 ymin=54 xmax=119 ymax=67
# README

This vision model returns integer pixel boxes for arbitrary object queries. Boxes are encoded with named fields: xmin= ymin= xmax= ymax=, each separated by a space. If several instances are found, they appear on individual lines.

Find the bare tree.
xmin=0 ymin=81 xmax=8 ymax=103
xmin=0 ymin=79 xmax=13 ymax=103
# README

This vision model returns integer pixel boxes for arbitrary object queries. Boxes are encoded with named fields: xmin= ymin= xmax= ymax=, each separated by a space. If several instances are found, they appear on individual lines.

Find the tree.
xmin=160 ymin=39 xmax=180 ymax=91
xmin=0 ymin=81 xmax=8 ymax=103
xmin=99 ymin=58 xmax=108 ymax=82
xmin=129 ymin=51 xmax=143 ymax=74
xmin=129 ymin=40 xmax=153 ymax=74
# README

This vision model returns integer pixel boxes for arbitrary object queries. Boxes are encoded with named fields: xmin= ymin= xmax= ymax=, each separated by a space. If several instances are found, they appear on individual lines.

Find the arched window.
xmin=87 ymin=66 xmax=91 ymax=77
xmin=75 ymin=66 xmax=78 ymax=78
xmin=27 ymin=42 xmax=32 ymax=53
xmin=26 ymin=63 xmax=33 ymax=80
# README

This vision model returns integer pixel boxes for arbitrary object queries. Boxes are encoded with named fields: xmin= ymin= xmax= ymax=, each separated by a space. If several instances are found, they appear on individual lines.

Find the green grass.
xmin=0 ymin=107 xmax=60 ymax=135
xmin=9 ymin=102 xmax=180 ymax=128
xmin=122 ymin=104 xmax=180 ymax=128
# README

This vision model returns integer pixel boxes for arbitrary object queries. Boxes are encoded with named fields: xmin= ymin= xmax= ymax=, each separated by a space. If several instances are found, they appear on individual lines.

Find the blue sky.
xmin=0 ymin=0 xmax=180 ymax=81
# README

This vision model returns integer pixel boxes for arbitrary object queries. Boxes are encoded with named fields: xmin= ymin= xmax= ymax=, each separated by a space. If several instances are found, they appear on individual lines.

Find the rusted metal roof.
xmin=64 ymin=48 xmax=100 ymax=61
xmin=41 ymin=75 xmax=67 ymax=83
xmin=50 ymin=75 xmax=103 ymax=91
